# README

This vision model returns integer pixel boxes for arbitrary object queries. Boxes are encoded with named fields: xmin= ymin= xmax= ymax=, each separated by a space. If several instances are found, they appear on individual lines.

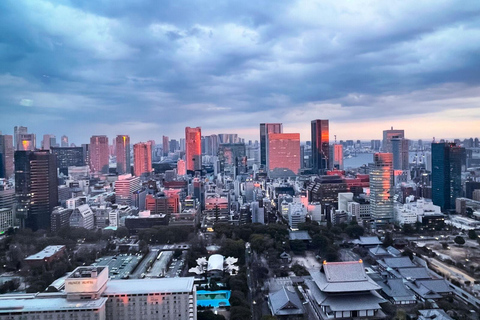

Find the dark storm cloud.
xmin=0 ymin=0 xmax=480 ymax=142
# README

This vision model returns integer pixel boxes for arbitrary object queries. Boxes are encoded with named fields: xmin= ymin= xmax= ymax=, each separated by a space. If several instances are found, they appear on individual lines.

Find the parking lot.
xmin=92 ymin=254 xmax=143 ymax=279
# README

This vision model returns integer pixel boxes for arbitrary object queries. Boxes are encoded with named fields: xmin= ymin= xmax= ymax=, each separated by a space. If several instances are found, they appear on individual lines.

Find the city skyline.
xmin=0 ymin=1 xmax=479 ymax=142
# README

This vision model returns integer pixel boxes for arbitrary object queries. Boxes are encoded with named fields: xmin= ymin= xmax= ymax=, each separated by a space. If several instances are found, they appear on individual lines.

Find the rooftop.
xmin=0 ymin=297 xmax=107 ymax=313
xmin=103 ymin=277 xmax=195 ymax=295
xmin=25 ymin=245 xmax=65 ymax=261
xmin=289 ymin=230 xmax=312 ymax=241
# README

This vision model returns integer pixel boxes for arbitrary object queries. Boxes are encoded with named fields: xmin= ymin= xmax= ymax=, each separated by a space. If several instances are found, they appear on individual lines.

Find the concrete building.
xmin=0 ymin=266 xmax=196 ymax=320
xmin=51 ymin=207 xmax=72 ymax=232
xmin=15 ymin=150 xmax=58 ymax=231
xmin=391 ymin=137 xmax=409 ymax=170
xmin=70 ymin=204 xmax=95 ymax=230
xmin=115 ymin=135 xmax=131 ymax=175
xmin=288 ymin=202 xmax=307 ymax=230
xmin=260 ymin=123 xmax=283 ymax=166
xmin=311 ymin=119 xmax=329 ymax=174
xmin=133 ymin=142 xmax=152 ymax=177
xmin=370 ymin=153 xmax=394 ymax=226
xmin=0 ymin=208 xmax=14 ymax=234
xmin=267 ymin=133 xmax=300 ymax=178
xmin=90 ymin=136 xmax=109 ymax=174
xmin=185 ymin=127 xmax=202 ymax=172
xmin=382 ymin=127 xmax=404 ymax=153
xmin=24 ymin=245 xmax=66 ymax=267
xmin=114 ymin=175 xmax=141 ymax=206
xmin=0 ymin=134 xmax=14 ymax=179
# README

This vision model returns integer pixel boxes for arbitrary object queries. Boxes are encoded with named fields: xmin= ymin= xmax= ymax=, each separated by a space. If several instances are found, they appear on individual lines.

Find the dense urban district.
xmin=0 ymin=121 xmax=479 ymax=320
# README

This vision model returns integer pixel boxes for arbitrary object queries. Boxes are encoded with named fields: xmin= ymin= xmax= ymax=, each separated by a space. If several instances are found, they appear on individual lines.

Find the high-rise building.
xmin=114 ymin=174 xmax=141 ymax=206
xmin=432 ymin=143 xmax=464 ymax=211
xmin=61 ymin=135 xmax=69 ymax=147
xmin=133 ymin=142 xmax=152 ymax=177
xmin=391 ymin=137 xmax=409 ymax=170
xmin=162 ymin=136 xmax=169 ymax=156
xmin=218 ymin=143 xmax=247 ymax=174
xmin=177 ymin=159 xmax=186 ymax=176
xmin=51 ymin=147 xmax=85 ymax=176
xmin=0 ymin=135 xmax=14 ymax=179
xmin=370 ymin=153 xmax=394 ymax=226
xmin=267 ymin=133 xmax=300 ymax=178
xmin=115 ymin=135 xmax=131 ymax=175
xmin=311 ymin=119 xmax=329 ymax=173
xmin=382 ymin=127 xmax=404 ymax=153
xmin=15 ymin=150 xmax=58 ymax=231
xmin=17 ymin=133 xmax=36 ymax=151
xmin=89 ymin=135 xmax=109 ymax=174
xmin=42 ymin=134 xmax=57 ymax=150
xmin=330 ymin=144 xmax=343 ymax=170
xmin=259 ymin=123 xmax=283 ymax=166
xmin=185 ymin=127 xmax=202 ymax=172
xmin=13 ymin=126 xmax=28 ymax=150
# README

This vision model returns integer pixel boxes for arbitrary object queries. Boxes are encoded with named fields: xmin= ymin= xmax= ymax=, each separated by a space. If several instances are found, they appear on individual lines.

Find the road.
xmin=130 ymin=250 xmax=158 ymax=278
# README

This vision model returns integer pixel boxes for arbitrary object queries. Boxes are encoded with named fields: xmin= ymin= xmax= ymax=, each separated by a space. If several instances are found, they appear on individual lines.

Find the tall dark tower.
xmin=259 ymin=123 xmax=283 ymax=166
xmin=432 ymin=143 xmax=464 ymax=211
xmin=311 ymin=119 xmax=329 ymax=174
xmin=15 ymin=150 xmax=58 ymax=231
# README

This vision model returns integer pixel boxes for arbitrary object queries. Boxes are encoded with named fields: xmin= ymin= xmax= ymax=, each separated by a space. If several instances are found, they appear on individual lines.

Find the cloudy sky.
xmin=1 ymin=0 xmax=479 ymax=144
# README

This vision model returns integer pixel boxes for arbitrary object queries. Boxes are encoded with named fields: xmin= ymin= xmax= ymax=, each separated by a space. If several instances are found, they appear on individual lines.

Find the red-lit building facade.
xmin=89 ymin=135 xmax=109 ymax=174
xmin=133 ymin=142 xmax=152 ymax=177
xmin=267 ymin=133 xmax=300 ymax=178
xmin=115 ymin=135 xmax=131 ymax=175
xmin=185 ymin=127 xmax=202 ymax=172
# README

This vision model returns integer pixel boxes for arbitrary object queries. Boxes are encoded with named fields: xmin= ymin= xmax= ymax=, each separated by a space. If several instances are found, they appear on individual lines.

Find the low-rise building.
xmin=70 ymin=204 xmax=95 ymax=229
xmin=24 ymin=245 xmax=66 ymax=267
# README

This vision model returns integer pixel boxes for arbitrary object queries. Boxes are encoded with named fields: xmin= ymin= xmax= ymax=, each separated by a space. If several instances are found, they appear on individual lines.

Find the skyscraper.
xmin=311 ymin=119 xmax=329 ymax=174
xmin=115 ymin=135 xmax=131 ymax=175
xmin=0 ymin=135 xmax=14 ymax=179
xmin=15 ymin=150 xmax=58 ymax=231
xmin=61 ymin=135 xmax=69 ymax=147
xmin=382 ymin=127 xmax=404 ymax=153
xmin=267 ymin=133 xmax=300 ymax=178
xmin=133 ymin=142 xmax=152 ymax=177
xmin=13 ymin=126 xmax=27 ymax=150
xmin=391 ymin=137 xmax=409 ymax=170
xmin=89 ymin=135 xmax=109 ymax=174
xmin=162 ymin=136 xmax=169 ymax=156
xmin=185 ymin=127 xmax=202 ymax=172
xmin=51 ymin=147 xmax=85 ymax=176
xmin=370 ymin=153 xmax=394 ymax=226
xmin=330 ymin=144 xmax=344 ymax=170
xmin=17 ymin=133 xmax=36 ymax=151
xmin=260 ymin=123 xmax=283 ymax=166
xmin=42 ymin=134 xmax=56 ymax=150
xmin=432 ymin=143 xmax=464 ymax=211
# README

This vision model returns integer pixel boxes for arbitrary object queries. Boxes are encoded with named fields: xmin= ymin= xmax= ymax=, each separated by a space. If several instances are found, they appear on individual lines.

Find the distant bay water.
xmin=343 ymin=151 xmax=428 ymax=169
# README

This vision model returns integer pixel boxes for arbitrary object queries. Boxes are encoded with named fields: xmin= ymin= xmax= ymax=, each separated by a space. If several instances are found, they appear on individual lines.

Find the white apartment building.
xmin=0 ymin=266 xmax=196 ymax=320
xmin=115 ymin=174 xmax=141 ymax=206
xmin=288 ymin=202 xmax=307 ymax=230
xmin=70 ymin=204 xmax=95 ymax=230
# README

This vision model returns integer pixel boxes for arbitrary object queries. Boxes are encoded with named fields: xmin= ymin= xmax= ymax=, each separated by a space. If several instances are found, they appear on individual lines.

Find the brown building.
xmin=133 ymin=142 xmax=152 ymax=177
xmin=185 ymin=127 xmax=201 ymax=172
xmin=89 ymin=135 xmax=109 ymax=174
xmin=24 ymin=245 xmax=66 ymax=267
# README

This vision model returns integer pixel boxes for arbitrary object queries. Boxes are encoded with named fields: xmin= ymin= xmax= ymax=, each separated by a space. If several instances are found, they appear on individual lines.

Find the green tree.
xmin=454 ymin=236 xmax=465 ymax=245
xmin=115 ymin=227 xmax=129 ymax=239
xmin=468 ymin=230 xmax=478 ymax=240
xmin=289 ymin=240 xmax=307 ymax=254
xmin=230 ymin=306 xmax=252 ymax=320
xmin=345 ymin=224 xmax=364 ymax=238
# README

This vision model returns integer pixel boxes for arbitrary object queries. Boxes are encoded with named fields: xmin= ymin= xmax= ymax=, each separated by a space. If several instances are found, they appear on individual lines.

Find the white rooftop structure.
xmin=0 ymin=296 xmax=107 ymax=314
xmin=207 ymin=254 xmax=224 ymax=272
xmin=104 ymin=277 xmax=195 ymax=295
xmin=25 ymin=245 xmax=65 ymax=261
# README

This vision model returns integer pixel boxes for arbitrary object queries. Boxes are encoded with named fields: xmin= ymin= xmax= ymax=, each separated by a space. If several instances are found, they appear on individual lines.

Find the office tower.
xmin=89 ymin=136 xmax=109 ymax=174
xmin=391 ymin=137 xmax=409 ymax=170
xmin=311 ymin=119 xmax=329 ymax=174
xmin=218 ymin=143 xmax=247 ymax=174
xmin=432 ymin=143 xmax=464 ymax=211
xmin=0 ymin=135 xmax=14 ymax=179
xmin=259 ymin=123 xmax=283 ymax=166
xmin=382 ymin=127 xmax=404 ymax=153
xmin=115 ymin=135 xmax=131 ymax=175
xmin=17 ymin=133 xmax=36 ymax=151
xmin=15 ymin=150 xmax=58 ymax=231
xmin=13 ymin=126 xmax=28 ymax=150
xmin=329 ymin=144 xmax=344 ymax=170
xmin=61 ymin=135 xmax=69 ymax=147
xmin=162 ymin=136 xmax=169 ymax=156
xmin=466 ymin=181 xmax=480 ymax=200
xmin=42 ymin=134 xmax=57 ymax=150
xmin=185 ymin=127 xmax=202 ymax=172
xmin=267 ymin=133 xmax=300 ymax=178
xmin=370 ymin=153 xmax=394 ymax=225
xmin=371 ymin=140 xmax=381 ymax=151
xmin=210 ymin=134 xmax=219 ymax=156
xmin=133 ymin=142 xmax=152 ymax=177
xmin=177 ymin=159 xmax=186 ymax=176
xmin=169 ymin=139 xmax=178 ymax=153
xmin=114 ymin=174 xmax=141 ymax=205
xmin=51 ymin=147 xmax=85 ymax=176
